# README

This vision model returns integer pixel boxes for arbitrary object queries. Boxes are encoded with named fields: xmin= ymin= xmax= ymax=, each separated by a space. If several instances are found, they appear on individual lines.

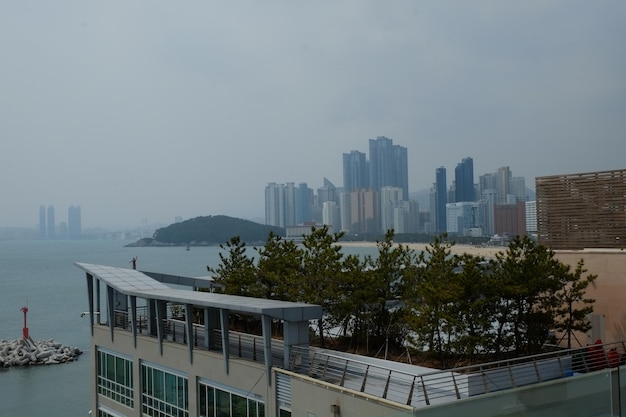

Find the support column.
xmin=107 ymin=285 xmax=114 ymax=342
xmin=185 ymin=304 xmax=193 ymax=364
xmin=262 ymin=315 xmax=272 ymax=386
xmin=220 ymin=309 xmax=229 ymax=374
xmin=86 ymin=273 xmax=94 ymax=336
xmin=130 ymin=296 xmax=137 ymax=348
xmin=156 ymin=300 xmax=166 ymax=356
xmin=204 ymin=308 xmax=220 ymax=350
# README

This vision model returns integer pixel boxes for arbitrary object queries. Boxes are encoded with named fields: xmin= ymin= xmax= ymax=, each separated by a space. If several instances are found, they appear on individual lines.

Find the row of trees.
xmin=207 ymin=227 xmax=597 ymax=365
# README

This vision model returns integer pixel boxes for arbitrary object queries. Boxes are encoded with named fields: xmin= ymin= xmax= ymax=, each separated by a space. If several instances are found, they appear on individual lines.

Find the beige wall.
xmin=555 ymin=250 xmax=626 ymax=345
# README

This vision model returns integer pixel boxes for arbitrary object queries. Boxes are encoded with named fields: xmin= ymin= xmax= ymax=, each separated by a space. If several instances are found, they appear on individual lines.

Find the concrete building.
xmin=493 ymin=202 xmax=526 ymax=237
xmin=380 ymin=186 xmax=403 ymax=234
xmin=525 ymin=200 xmax=537 ymax=237
xmin=265 ymin=183 xmax=296 ymax=228
xmin=342 ymin=150 xmax=369 ymax=193
xmin=536 ymin=169 xmax=626 ymax=250
xmin=47 ymin=205 xmax=55 ymax=238
xmin=368 ymin=136 xmax=409 ymax=200
xmin=76 ymin=262 xmax=626 ymax=417
xmin=434 ymin=167 xmax=447 ymax=234
xmin=68 ymin=205 xmax=82 ymax=238
xmin=454 ymin=157 xmax=475 ymax=203
xmin=446 ymin=201 xmax=486 ymax=237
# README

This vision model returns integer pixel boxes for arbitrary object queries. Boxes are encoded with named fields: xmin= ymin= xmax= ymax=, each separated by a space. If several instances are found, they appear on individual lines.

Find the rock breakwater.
xmin=0 ymin=338 xmax=82 ymax=367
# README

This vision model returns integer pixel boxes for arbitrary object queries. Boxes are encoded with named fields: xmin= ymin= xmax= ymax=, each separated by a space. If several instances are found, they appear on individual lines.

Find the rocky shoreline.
xmin=0 ymin=338 xmax=82 ymax=367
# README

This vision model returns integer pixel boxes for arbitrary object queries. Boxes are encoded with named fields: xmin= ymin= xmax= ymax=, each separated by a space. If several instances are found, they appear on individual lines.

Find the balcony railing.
xmin=104 ymin=308 xmax=626 ymax=409
xmin=288 ymin=341 xmax=626 ymax=408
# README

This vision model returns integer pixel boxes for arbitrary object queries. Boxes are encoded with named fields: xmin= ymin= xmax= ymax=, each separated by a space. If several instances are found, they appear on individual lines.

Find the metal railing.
xmin=288 ymin=341 xmax=626 ymax=408
xmin=104 ymin=308 xmax=626 ymax=409
xmin=109 ymin=311 xmax=286 ymax=367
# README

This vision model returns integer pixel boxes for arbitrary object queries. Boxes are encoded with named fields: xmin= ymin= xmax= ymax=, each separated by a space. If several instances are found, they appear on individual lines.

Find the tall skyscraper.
xmin=479 ymin=173 xmax=497 ymax=200
xmin=342 ymin=151 xmax=369 ymax=193
xmin=68 ymin=205 xmax=82 ymax=238
xmin=46 ymin=205 xmax=55 ymax=239
xmin=509 ymin=176 xmax=527 ymax=202
xmin=317 ymin=178 xmax=337 ymax=205
xmin=496 ymin=166 xmax=511 ymax=204
xmin=347 ymin=189 xmax=379 ymax=234
xmin=265 ymin=183 xmax=302 ymax=228
xmin=368 ymin=136 xmax=409 ymax=199
xmin=380 ymin=186 xmax=403 ymax=233
xmin=295 ymin=183 xmax=313 ymax=225
xmin=454 ymin=157 xmax=475 ymax=202
xmin=39 ymin=205 xmax=46 ymax=238
xmin=435 ymin=167 xmax=447 ymax=234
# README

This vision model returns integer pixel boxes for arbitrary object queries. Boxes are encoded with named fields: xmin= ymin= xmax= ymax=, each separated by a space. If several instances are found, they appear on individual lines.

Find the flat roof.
xmin=75 ymin=262 xmax=322 ymax=321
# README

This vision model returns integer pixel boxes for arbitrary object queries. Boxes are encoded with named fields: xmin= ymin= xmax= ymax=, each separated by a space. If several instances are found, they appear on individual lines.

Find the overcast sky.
xmin=1 ymin=1 xmax=625 ymax=229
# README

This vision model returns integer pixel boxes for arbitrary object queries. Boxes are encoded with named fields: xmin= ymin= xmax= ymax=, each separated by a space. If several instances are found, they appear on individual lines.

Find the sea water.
xmin=0 ymin=239 xmax=379 ymax=416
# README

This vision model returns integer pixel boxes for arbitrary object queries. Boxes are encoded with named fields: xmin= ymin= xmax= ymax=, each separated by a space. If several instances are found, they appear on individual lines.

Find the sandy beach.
xmin=339 ymin=241 xmax=507 ymax=258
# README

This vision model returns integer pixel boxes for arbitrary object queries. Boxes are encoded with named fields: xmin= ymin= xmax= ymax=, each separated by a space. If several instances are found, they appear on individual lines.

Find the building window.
xmin=97 ymin=349 xmax=134 ymax=407
xmin=141 ymin=363 xmax=188 ymax=417
xmin=98 ymin=405 xmax=127 ymax=417
xmin=198 ymin=381 xmax=264 ymax=417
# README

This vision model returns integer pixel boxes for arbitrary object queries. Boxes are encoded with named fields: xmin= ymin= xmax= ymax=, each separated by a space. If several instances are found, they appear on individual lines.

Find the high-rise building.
xmin=265 ymin=183 xmax=296 ymax=228
xmin=435 ymin=167 xmax=447 ymax=234
xmin=482 ymin=189 xmax=497 ymax=237
xmin=496 ymin=166 xmax=511 ymax=204
xmin=347 ymin=189 xmax=379 ymax=234
xmin=295 ymin=183 xmax=313 ymax=225
xmin=68 ymin=205 xmax=82 ymax=239
xmin=446 ymin=201 xmax=486 ymax=236
xmin=322 ymin=201 xmax=340 ymax=232
xmin=536 ymin=169 xmax=626 ymax=249
xmin=493 ymin=202 xmax=526 ymax=237
xmin=393 ymin=200 xmax=419 ymax=234
xmin=509 ymin=176 xmax=527 ymax=202
xmin=525 ymin=200 xmax=537 ymax=237
xmin=380 ymin=186 xmax=403 ymax=233
xmin=368 ymin=136 xmax=409 ymax=199
xmin=454 ymin=157 xmax=475 ymax=202
xmin=317 ymin=178 xmax=337 ymax=205
xmin=342 ymin=151 xmax=369 ymax=193
xmin=46 ymin=205 xmax=55 ymax=239
xmin=39 ymin=205 xmax=46 ymax=238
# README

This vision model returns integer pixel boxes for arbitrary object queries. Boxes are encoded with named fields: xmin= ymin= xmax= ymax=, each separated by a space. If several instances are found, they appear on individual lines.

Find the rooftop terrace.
xmin=76 ymin=262 xmax=626 ymax=413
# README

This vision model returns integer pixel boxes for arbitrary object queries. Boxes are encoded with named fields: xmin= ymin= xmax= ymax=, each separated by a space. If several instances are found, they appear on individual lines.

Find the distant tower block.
xmin=21 ymin=306 xmax=29 ymax=339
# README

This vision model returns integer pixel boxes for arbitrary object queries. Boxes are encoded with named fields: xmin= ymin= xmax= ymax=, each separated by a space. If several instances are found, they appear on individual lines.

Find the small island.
xmin=125 ymin=215 xmax=284 ymax=247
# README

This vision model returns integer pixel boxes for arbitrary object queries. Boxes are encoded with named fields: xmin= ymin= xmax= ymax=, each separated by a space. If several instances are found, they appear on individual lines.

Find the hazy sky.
xmin=2 ymin=2 xmax=625 ymax=229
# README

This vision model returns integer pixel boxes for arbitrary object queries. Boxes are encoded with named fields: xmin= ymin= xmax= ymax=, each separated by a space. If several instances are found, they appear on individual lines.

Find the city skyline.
xmin=2 ymin=2 xmax=625 ymax=229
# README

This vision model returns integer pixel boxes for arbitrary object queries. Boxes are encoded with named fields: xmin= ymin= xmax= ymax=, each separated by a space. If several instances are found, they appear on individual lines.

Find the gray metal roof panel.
xmin=75 ymin=262 xmax=322 ymax=320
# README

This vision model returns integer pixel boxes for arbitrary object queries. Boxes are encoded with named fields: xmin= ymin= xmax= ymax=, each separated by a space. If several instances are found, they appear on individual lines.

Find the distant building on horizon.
xmin=68 ymin=205 xmax=82 ymax=239
xmin=39 ymin=205 xmax=46 ymax=238
xmin=46 ymin=205 xmax=55 ymax=239
xmin=369 ymin=136 xmax=409 ymax=200
xmin=342 ymin=150 xmax=369 ymax=193
xmin=454 ymin=157 xmax=475 ymax=203
xmin=434 ymin=166 xmax=447 ymax=234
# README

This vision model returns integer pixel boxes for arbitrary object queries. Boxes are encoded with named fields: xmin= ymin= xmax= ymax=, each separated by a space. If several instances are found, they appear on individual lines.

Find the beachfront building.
xmin=77 ymin=262 xmax=626 ymax=417
xmin=536 ymin=169 xmax=626 ymax=250
xmin=445 ymin=201 xmax=486 ymax=237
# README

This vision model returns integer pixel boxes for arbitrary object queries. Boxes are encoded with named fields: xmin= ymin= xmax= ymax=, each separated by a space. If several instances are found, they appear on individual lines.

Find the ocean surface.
xmin=0 ymin=239 xmax=378 ymax=417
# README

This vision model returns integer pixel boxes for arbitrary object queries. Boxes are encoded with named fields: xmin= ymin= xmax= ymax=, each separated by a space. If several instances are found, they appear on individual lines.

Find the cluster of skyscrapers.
xmin=265 ymin=136 xmax=532 ymax=239
xmin=38 ymin=204 xmax=82 ymax=239
xmin=432 ymin=163 xmax=532 ymax=239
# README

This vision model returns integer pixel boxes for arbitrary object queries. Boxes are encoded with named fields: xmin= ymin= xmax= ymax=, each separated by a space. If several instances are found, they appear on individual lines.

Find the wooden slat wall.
xmin=536 ymin=169 xmax=626 ymax=250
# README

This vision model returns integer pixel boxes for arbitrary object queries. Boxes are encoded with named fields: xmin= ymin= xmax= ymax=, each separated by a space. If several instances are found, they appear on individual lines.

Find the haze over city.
xmin=1 ymin=2 xmax=625 ymax=230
